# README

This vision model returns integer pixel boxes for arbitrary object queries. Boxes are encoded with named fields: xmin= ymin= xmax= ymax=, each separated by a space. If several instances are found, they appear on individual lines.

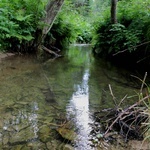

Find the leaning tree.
xmin=34 ymin=0 xmax=65 ymax=57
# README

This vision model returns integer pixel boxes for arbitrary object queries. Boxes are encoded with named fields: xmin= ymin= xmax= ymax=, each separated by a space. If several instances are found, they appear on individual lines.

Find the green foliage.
xmin=76 ymin=18 xmax=92 ymax=43
xmin=69 ymin=0 xmax=93 ymax=44
xmin=93 ymin=0 xmax=150 ymax=58
xmin=46 ymin=1 xmax=79 ymax=48
xmin=0 ymin=0 xmax=46 ymax=51
xmin=89 ymin=0 xmax=110 ymax=23
xmin=47 ymin=0 xmax=93 ymax=48
xmin=48 ymin=16 xmax=78 ymax=48
xmin=94 ymin=23 xmax=141 ymax=56
xmin=0 ymin=0 xmax=93 ymax=52
xmin=0 ymin=0 xmax=105 ymax=53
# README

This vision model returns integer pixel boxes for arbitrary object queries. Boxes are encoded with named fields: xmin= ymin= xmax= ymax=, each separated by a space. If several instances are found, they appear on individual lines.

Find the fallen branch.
xmin=104 ymin=95 xmax=150 ymax=137
xmin=50 ymin=45 xmax=61 ymax=53
xmin=41 ymin=45 xmax=62 ymax=58
xmin=113 ymin=41 xmax=150 ymax=56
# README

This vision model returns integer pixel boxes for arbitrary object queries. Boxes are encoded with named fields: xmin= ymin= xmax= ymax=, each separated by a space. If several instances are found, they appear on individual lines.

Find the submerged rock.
xmin=38 ymin=125 xmax=52 ymax=143
xmin=56 ymin=127 xmax=77 ymax=142
xmin=9 ymin=145 xmax=23 ymax=150
xmin=63 ymin=144 xmax=74 ymax=150
xmin=128 ymin=140 xmax=150 ymax=150
xmin=9 ymin=126 xmax=36 ymax=144
xmin=41 ymin=88 xmax=56 ymax=103
xmin=46 ymin=140 xmax=62 ymax=150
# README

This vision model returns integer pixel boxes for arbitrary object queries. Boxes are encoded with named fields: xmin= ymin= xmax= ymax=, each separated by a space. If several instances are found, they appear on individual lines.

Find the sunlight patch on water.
xmin=28 ymin=102 xmax=39 ymax=138
xmin=67 ymin=69 xmax=93 ymax=150
xmin=2 ymin=101 xmax=40 ymax=139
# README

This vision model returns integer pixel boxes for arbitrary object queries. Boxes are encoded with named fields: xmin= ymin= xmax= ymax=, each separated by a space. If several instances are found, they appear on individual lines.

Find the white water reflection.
xmin=67 ymin=69 xmax=93 ymax=150
xmin=28 ymin=101 xmax=39 ymax=138
xmin=1 ymin=101 xmax=39 ymax=143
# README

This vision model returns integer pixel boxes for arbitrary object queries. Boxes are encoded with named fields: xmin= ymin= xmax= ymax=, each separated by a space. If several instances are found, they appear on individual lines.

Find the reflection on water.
xmin=67 ymin=69 xmax=93 ymax=149
xmin=2 ymin=101 xmax=39 ymax=140
xmin=0 ymin=45 xmax=138 ymax=149
xmin=29 ymin=102 xmax=39 ymax=138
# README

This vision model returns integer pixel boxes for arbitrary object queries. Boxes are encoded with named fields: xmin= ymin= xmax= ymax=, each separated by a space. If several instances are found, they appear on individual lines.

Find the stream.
xmin=0 ymin=45 xmax=145 ymax=150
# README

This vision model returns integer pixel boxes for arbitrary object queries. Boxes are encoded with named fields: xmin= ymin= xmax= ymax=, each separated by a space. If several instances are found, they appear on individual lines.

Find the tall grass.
xmin=134 ymin=72 xmax=150 ymax=142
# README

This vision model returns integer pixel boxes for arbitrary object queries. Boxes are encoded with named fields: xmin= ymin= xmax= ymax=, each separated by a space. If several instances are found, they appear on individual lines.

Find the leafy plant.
xmin=46 ymin=0 xmax=93 ymax=49
xmin=93 ymin=0 xmax=150 ymax=61
xmin=0 ymin=0 xmax=46 ymax=52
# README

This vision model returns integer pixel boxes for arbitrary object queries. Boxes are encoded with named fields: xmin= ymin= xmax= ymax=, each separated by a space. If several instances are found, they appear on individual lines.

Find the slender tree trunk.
xmin=34 ymin=0 xmax=64 ymax=56
xmin=42 ymin=0 xmax=65 ymax=37
xmin=111 ymin=0 xmax=117 ymax=24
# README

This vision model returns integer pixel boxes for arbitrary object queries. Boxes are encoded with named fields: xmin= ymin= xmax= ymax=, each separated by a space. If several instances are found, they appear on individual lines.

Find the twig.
xmin=130 ymin=74 xmax=148 ymax=88
xmin=113 ymin=41 xmax=150 ymax=56
xmin=120 ymin=110 xmax=136 ymax=121
xmin=104 ymin=95 xmax=150 ymax=136
xmin=137 ymin=55 xmax=150 ymax=63
xmin=140 ymin=72 xmax=147 ymax=94
xmin=118 ymin=94 xmax=128 ymax=107
xmin=109 ymin=84 xmax=117 ymax=107
xmin=41 ymin=45 xmax=61 ymax=57
xmin=50 ymin=45 xmax=61 ymax=52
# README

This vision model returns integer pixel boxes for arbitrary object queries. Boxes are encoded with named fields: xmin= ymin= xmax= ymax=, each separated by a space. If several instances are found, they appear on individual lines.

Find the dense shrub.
xmin=0 ymin=0 xmax=93 ymax=52
xmin=93 ymin=23 xmax=142 ymax=56
xmin=44 ymin=1 xmax=79 ymax=49
xmin=0 ymin=0 xmax=46 ymax=52
xmin=46 ymin=16 xmax=78 ymax=49
xmin=93 ymin=0 xmax=150 ymax=63
xmin=45 ymin=0 xmax=93 ymax=49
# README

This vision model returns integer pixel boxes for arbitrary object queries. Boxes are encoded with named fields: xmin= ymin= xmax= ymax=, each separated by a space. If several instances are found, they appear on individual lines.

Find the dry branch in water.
xmin=91 ymin=83 xmax=150 ymax=143
xmin=104 ymin=95 xmax=150 ymax=135
xmin=41 ymin=45 xmax=62 ymax=58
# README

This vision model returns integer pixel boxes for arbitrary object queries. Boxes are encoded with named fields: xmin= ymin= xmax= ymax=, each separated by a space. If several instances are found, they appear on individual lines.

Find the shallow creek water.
xmin=0 ymin=45 xmax=145 ymax=150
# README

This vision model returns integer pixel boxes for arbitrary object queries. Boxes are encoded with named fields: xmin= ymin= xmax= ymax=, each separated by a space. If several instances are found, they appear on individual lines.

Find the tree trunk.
xmin=111 ymin=0 xmax=117 ymax=24
xmin=42 ymin=0 xmax=65 ymax=37
xmin=33 ymin=0 xmax=64 ymax=57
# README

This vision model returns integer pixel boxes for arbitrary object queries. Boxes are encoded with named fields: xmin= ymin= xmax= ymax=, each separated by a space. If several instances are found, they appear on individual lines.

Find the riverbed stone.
xmin=26 ymin=141 xmax=46 ymax=149
xmin=128 ymin=140 xmax=150 ymax=150
xmin=9 ymin=126 xmax=36 ymax=144
xmin=46 ymin=140 xmax=62 ymax=150
xmin=20 ymin=145 xmax=31 ymax=150
xmin=43 ymin=116 xmax=54 ymax=123
xmin=56 ymin=127 xmax=77 ymax=141
xmin=63 ymin=144 xmax=74 ymax=150
xmin=2 ymin=134 xmax=9 ymax=145
xmin=38 ymin=125 xmax=52 ymax=143
xmin=10 ymin=145 xmax=23 ymax=150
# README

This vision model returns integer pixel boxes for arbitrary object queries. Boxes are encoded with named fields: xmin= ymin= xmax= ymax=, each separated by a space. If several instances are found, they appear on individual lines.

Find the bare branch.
xmin=113 ymin=41 xmax=150 ymax=56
